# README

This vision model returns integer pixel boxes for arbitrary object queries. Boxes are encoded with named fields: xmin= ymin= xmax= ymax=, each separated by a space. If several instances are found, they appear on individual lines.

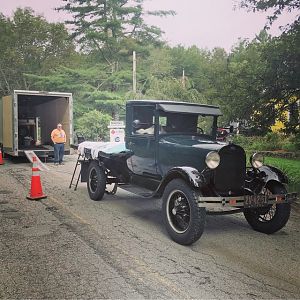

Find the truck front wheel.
xmin=87 ymin=161 xmax=106 ymax=201
xmin=244 ymin=182 xmax=291 ymax=234
xmin=162 ymin=179 xmax=206 ymax=245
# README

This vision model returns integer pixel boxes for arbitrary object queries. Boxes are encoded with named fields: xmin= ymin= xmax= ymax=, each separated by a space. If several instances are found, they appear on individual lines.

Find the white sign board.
xmin=110 ymin=128 xmax=125 ymax=143
xmin=108 ymin=120 xmax=125 ymax=129
xmin=24 ymin=150 xmax=49 ymax=171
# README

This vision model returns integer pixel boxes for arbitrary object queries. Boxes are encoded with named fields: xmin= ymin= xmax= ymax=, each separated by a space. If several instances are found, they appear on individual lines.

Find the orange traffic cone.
xmin=0 ymin=149 xmax=4 ymax=165
xmin=27 ymin=156 xmax=47 ymax=200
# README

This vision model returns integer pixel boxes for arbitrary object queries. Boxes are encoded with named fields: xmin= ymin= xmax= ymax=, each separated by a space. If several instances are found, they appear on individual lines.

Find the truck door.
xmin=2 ymin=95 xmax=14 ymax=153
xmin=126 ymin=105 xmax=158 ymax=176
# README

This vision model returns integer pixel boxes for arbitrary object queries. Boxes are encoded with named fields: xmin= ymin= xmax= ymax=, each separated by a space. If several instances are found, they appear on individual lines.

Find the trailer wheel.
xmin=162 ymin=179 xmax=206 ymax=245
xmin=244 ymin=182 xmax=291 ymax=234
xmin=87 ymin=161 xmax=106 ymax=201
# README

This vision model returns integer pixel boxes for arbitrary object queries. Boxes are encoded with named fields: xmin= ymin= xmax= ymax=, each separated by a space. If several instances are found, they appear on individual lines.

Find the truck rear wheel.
xmin=87 ymin=161 xmax=106 ymax=201
xmin=162 ymin=179 xmax=206 ymax=245
xmin=244 ymin=182 xmax=291 ymax=234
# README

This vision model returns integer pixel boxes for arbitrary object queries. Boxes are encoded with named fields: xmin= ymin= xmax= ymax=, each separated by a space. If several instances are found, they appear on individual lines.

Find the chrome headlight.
xmin=205 ymin=151 xmax=220 ymax=169
xmin=251 ymin=152 xmax=264 ymax=169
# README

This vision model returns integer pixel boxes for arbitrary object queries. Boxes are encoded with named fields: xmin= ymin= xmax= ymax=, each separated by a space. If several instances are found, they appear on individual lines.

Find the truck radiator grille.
xmin=214 ymin=144 xmax=246 ymax=194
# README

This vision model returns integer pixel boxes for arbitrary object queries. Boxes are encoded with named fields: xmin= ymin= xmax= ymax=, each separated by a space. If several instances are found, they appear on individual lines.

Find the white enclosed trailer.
xmin=0 ymin=90 xmax=73 ymax=157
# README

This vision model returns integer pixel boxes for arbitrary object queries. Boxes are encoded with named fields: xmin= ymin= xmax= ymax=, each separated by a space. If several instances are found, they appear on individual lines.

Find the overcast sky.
xmin=0 ymin=0 xmax=296 ymax=51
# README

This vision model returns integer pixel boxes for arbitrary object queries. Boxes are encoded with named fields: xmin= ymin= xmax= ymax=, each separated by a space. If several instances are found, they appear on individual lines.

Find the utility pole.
xmin=182 ymin=68 xmax=185 ymax=88
xmin=133 ymin=51 xmax=137 ymax=96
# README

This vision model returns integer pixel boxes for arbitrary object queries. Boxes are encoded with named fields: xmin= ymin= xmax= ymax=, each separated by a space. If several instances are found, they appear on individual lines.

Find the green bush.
xmin=280 ymin=133 xmax=300 ymax=151
xmin=76 ymin=110 xmax=112 ymax=141
xmin=264 ymin=132 xmax=283 ymax=150
xmin=250 ymin=139 xmax=269 ymax=151
xmin=234 ymin=132 xmax=290 ymax=151
xmin=289 ymin=133 xmax=300 ymax=150
xmin=233 ymin=135 xmax=256 ymax=149
xmin=282 ymin=142 xmax=297 ymax=152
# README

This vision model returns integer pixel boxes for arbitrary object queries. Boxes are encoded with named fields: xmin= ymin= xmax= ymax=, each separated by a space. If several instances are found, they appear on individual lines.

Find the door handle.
xmin=128 ymin=141 xmax=135 ymax=147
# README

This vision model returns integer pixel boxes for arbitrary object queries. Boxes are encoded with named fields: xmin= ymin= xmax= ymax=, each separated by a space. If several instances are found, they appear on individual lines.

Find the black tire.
xmin=162 ymin=179 xmax=206 ymax=245
xmin=244 ymin=182 xmax=291 ymax=234
xmin=87 ymin=161 xmax=106 ymax=201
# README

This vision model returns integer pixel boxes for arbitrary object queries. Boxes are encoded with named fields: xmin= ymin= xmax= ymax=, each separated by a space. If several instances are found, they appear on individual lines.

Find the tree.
xmin=221 ymin=44 xmax=260 ymax=122
xmin=257 ymin=29 xmax=300 ymax=133
xmin=76 ymin=109 xmax=112 ymax=140
xmin=145 ymin=77 xmax=205 ymax=102
xmin=27 ymin=63 xmax=127 ymax=120
xmin=57 ymin=0 xmax=175 ymax=68
xmin=213 ymin=28 xmax=299 ymax=134
xmin=0 ymin=8 xmax=75 ymax=96
xmin=169 ymin=46 xmax=211 ymax=94
xmin=239 ymin=0 xmax=300 ymax=30
xmin=137 ymin=47 xmax=174 ymax=94
xmin=201 ymin=47 xmax=228 ymax=106
xmin=237 ymin=0 xmax=300 ymax=133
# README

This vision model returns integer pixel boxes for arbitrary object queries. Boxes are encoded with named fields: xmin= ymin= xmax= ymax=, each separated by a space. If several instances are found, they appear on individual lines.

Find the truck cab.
xmin=125 ymin=101 xmax=224 ymax=188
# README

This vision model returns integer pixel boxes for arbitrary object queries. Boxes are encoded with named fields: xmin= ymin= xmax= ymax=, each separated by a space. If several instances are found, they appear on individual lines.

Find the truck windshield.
xmin=159 ymin=112 xmax=215 ymax=136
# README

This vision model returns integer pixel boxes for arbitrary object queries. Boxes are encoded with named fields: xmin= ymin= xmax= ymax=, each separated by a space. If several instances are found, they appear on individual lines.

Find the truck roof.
xmin=13 ymin=90 xmax=73 ymax=97
xmin=127 ymin=100 xmax=222 ymax=116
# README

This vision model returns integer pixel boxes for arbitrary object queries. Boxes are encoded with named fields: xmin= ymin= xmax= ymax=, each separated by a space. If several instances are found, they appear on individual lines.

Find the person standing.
xmin=51 ymin=123 xmax=66 ymax=165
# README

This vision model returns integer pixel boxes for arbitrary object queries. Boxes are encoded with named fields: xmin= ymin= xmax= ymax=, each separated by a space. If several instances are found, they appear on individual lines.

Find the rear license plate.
xmin=244 ymin=194 xmax=268 ymax=208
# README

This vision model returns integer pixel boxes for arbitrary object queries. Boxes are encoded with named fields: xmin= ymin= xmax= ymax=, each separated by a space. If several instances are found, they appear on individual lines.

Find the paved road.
xmin=0 ymin=155 xmax=299 ymax=299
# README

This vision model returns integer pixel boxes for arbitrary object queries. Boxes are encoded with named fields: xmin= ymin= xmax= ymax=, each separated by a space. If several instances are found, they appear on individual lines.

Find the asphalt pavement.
xmin=0 ymin=154 xmax=299 ymax=299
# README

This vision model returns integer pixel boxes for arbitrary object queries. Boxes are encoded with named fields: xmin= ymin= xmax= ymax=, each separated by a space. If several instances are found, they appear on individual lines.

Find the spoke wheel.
xmin=256 ymin=188 xmax=276 ymax=222
xmin=244 ymin=182 xmax=291 ymax=234
xmin=257 ymin=204 xmax=276 ymax=222
xmin=167 ymin=190 xmax=191 ymax=233
xmin=163 ymin=179 xmax=206 ymax=245
xmin=87 ymin=161 xmax=106 ymax=201
xmin=89 ymin=169 xmax=98 ymax=193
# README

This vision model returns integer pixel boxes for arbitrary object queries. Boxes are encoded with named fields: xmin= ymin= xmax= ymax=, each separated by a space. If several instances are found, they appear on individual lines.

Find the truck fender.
xmin=258 ymin=165 xmax=289 ymax=185
xmin=155 ymin=167 xmax=205 ymax=197
xmin=80 ymin=159 xmax=105 ymax=183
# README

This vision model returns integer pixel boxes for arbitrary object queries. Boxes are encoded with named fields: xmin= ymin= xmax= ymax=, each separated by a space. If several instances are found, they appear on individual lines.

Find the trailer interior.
xmin=17 ymin=94 xmax=71 ymax=153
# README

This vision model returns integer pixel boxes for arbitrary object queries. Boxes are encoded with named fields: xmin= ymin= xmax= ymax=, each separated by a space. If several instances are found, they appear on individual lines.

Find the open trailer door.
xmin=2 ymin=95 xmax=15 ymax=155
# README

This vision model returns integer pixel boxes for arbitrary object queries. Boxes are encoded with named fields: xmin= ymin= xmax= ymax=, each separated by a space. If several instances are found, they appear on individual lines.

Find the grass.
xmin=264 ymin=157 xmax=300 ymax=185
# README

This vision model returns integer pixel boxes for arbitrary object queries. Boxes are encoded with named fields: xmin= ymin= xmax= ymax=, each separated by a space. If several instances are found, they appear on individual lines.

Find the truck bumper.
xmin=198 ymin=192 xmax=298 ymax=210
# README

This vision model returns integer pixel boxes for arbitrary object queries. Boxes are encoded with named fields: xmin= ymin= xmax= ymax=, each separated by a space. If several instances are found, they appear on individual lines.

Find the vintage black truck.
xmin=77 ymin=100 xmax=298 ymax=245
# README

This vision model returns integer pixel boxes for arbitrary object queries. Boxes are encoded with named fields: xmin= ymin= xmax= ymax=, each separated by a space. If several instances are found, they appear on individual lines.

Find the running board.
xmin=120 ymin=184 xmax=155 ymax=198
